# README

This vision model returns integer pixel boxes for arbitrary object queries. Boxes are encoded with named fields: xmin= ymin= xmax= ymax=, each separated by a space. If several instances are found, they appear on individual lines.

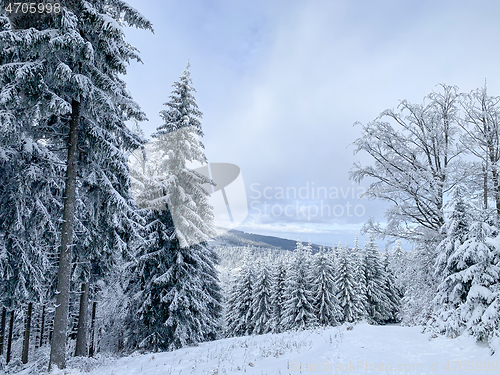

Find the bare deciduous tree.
xmin=350 ymin=84 xmax=463 ymax=243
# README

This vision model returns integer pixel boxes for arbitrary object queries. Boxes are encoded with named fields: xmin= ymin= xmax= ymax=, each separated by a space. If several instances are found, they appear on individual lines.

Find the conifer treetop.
xmin=156 ymin=62 xmax=204 ymax=140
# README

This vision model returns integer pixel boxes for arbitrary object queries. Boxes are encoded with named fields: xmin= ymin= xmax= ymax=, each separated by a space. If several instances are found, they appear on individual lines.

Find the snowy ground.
xmin=11 ymin=323 xmax=500 ymax=375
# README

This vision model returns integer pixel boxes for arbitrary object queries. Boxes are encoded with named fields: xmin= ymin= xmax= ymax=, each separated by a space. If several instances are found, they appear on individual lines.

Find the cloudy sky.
xmin=124 ymin=0 xmax=500 ymax=249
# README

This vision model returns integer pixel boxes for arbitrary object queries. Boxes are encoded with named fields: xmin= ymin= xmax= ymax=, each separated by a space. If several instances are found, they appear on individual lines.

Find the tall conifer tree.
xmin=129 ymin=64 xmax=221 ymax=350
xmin=312 ymin=248 xmax=342 ymax=326
xmin=0 ymin=1 xmax=152 ymax=368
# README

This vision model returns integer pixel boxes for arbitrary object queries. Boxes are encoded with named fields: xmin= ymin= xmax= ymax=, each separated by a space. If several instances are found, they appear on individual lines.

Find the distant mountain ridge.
xmin=210 ymin=228 xmax=323 ymax=252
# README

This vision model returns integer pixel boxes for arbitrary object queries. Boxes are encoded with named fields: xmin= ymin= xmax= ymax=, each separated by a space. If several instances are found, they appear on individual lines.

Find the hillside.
xmin=15 ymin=323 xmax=499 ymax=375
xmin=210 ymin=228 xmax=323 ymax=252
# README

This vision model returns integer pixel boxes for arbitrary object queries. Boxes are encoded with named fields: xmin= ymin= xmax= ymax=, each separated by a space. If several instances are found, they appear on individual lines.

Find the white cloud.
xmin=238 ymin=219 xmax=364 ymax=235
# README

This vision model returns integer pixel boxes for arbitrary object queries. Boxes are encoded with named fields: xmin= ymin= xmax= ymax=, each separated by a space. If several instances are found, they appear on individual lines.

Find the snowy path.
xmin=23 ymin=323 xmax=500 ymax=375
xmin=332 ymin=324 xmax=497 ymax=374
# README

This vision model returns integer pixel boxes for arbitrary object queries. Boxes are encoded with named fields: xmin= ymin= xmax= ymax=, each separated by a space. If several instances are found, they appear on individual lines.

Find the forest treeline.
xmin=1 ymin=0 xmax=500 ymax=372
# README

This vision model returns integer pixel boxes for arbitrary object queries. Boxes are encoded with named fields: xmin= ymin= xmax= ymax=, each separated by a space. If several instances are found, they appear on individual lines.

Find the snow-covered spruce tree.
xmin=435 ymin=187 xmax=472 ymax=278
xmin=453 ymin=218 xmax=500 ymax=346
xmin=351 ymin=237 xmax=368 ymax=320
xmin=0 ymin=9 xmax=63 ymax=354
xmin=432 ymin=206 xmax=500 ymax=346
xmin=0 ymin=131 xmax=62 ymax=312
xmin=225 ymin=252 xmax=255 ymax=337
xmin=251 ymin=258 xmax=274 ymax=335
xmin=389 ymin=240 xmax=408 ymax=298
xmin=128 ymin=64 xmax=221 ymax=351
xmin=0 ymin=2 xmax=152 ymax=368
xmin=334 ymin=245 xmax=362 ymax=323
xmin=312 ymin=248 xmax=342 ymax=326
xmin=382 ymin=251 xmax=402 ymax=323
xmin=391 ymin=240 xmax=405 ymax=261
xmin=153 ymin=64 xmax=222 ymax=347
xmin=302 ymin=240 xmax=314 ymax=260
xmin=401 ymin=241 xmax=439 ymax=325
xmin=363 ymin=235 xmax=393 ymax=324
xmin=432 ymin=187 xmax=474 ymax=337
xmin=484 ymin=292 xmax=500 ymax=354
xmin=0 ymin=127 xmax=63 ymax=365
xmin=334 ymin=240 xmax=343 ymax=259
xmin=271 ymin=255 xmax=288 ymax=333
xmin=282 ymin=242 xmax=317 ymax=330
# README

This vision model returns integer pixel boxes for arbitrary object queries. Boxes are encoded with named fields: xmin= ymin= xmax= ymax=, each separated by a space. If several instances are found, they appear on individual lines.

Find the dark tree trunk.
xmin=88 ymin=301 xmax=97 ymax=357
xmin=22 ymin=302 xmax=33 ymax=364
xmin=0 ymin=306 xmax=6 ymax=355
xmin=49 ymin=98 xmax=81 ymax=371
xmin=74 ymin=282 xmax=89 ymax=357
xmin=6 ymin=310 xmax=14 ymax=364
xmin=39 ymin=304 xmax=45 ymax=348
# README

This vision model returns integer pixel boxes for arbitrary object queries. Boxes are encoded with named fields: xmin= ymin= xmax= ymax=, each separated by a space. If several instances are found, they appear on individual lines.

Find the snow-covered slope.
xmin=15 ymin=323 xmax=499 ymax=375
